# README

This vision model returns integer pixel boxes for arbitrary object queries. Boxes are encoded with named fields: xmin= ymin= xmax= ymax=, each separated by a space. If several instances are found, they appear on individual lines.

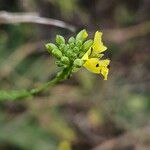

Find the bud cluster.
xmin=45 ymin=30 xmax=93 ymax=72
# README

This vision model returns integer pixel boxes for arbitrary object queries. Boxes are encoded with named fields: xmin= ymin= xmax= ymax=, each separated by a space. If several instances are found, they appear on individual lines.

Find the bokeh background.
xmin=0 ymin=0 xmax=150 ymax=150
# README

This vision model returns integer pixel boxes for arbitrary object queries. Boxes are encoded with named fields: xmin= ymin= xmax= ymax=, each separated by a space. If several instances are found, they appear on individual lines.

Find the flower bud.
xmin=76 ymin=29 xmax=88 ymax=41
xmin=73 ymin=47 xmax=79 ymax=53
xmin=73 ymin=59 xmax=84 ymax=68
xmin=52 ymin=48 xmax=62 ymax=59
xmin=79 ymin=52 xmax=85 ymax=58
xmin=68 ymin=37 xmax=75 ymax=44
xmin=45 ymin=43 xmax=57 ymax=53
xmin=64 ymin=44 xmax=70 ymax=52
xmin=70 ymin=53 xmax=77 ymax=60
xmin=69 ymin=42 xmax=75 ymax=49
xmin=76 ymin=40 xmax=82 ymax=48
xmin=83 ymin=40 xmax=93 ymax=51
xmin=66 ymin=50 xmax=72 ymax=58
xmin=59 ymin=43 xmax=65 ymax=52
xmin=56 ymin=35 xmax=65 ymax=45
xmin=61 ymin=56 xmax=70 ymax=65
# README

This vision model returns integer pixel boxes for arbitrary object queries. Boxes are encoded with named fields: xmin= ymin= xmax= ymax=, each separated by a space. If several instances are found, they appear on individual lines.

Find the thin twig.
xmin=0 ymin=11 xmax=76 ymax=32
xmin=0 ymin=11 xmax=149 ymax=42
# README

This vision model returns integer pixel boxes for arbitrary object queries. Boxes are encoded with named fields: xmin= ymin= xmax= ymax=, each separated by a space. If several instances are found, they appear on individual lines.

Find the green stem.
xmin=0 ymin=67 xmax=72 ymax=101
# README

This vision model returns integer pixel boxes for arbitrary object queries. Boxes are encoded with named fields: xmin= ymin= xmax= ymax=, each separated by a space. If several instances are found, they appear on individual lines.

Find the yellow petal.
xmin=81 ymin=48 xmax=91 ymax=60
xmin=92 ymin=31 xmax=107 ymax=53
xmin=84 ymin=58 xmax=110 ymax=80
xmin=99 ymin=59 xmax=110 ymax=67
xmin=99 ymin=59 xmax=110 ymax=80
xmin=83 ymin=58 xmax=101 ymax=74
xmin=101 ymin=67 xmax=109 ymax=80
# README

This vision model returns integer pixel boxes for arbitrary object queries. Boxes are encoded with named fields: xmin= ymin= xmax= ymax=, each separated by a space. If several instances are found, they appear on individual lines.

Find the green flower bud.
xmin=83 ymin=40 xmax=93 ymax=51
xmin=70 ymin=53 xmax=77 ymax=60
xmin=59 ymin=43 xmax=65 ymax=52
xmin=45 ymin=43 xmax=57 ymax=53
xmin=79 ymin=52 xmax=85 ymax=58
xmin=73 ymin=47 xmax=79 ymax=53
xmin=69 ymin=42 xmax=75 ymax=49
xmin=76 ymin=29 xmax=88 ymax=41
xmin=52 ymin=48 xmax=62 ymax=59
xmin=68 ymin=37 xmax=75 ymax=44
xmin=61 ymin=56 xmax=70 ymax=65
xmin=56 ymin=35 xmax=65 ymax=45
xmin=66 ymin=50 xmax=72 ymax=58
xmin=76 ymin=40 xmax=82 ymax=48
xmin=64 ymin=44 xmax=70 ymax=52
xmin=73 ymin=59 xmax=84 ymax=68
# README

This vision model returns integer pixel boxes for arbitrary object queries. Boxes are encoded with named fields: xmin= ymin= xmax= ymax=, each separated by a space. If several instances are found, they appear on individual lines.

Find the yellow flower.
xmin=82 ymin=31 xmax=110 ymax=80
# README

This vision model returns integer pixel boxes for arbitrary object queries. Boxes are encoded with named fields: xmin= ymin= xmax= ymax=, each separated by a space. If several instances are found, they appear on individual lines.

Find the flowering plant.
xmin=0 ymin=29 xmax=110 ymax=101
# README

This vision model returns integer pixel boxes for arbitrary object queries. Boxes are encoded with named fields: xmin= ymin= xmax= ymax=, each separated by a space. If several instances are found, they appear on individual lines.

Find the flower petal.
xmin=83 ymin=58 xmax=101 ymax=74
xmin=101 ymin=67 xmax=109 ymax=80
xmin=83 ymin=58 xmax=110 ymax=80
xmin=82 ymin=48 xmax=91 ymax=60
xmin=99 ymin=59 xmax=110 ymax=80
xmin=92 ymin=31 xmax=107 ymax=53
xmin=99 ymin=59 xmax=110 ymax=67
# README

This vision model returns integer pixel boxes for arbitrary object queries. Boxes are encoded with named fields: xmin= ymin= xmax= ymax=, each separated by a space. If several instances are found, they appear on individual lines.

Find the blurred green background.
xmin=0 ymin=0 xmax=149 ymax=150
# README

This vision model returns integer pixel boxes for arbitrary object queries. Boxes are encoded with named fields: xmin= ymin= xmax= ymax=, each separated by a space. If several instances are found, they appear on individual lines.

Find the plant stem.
xmin=0 ymin=67 xmax=72 ymax=101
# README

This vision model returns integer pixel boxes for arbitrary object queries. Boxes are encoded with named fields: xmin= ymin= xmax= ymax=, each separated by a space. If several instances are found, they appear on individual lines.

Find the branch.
xmin=0 ymin=11 xmax=76 ymax=32
xmin=0 ymin=11 xmax=149 ymax=42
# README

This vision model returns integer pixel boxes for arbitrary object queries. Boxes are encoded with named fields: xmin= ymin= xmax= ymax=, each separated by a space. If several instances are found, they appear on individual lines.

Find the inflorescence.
xmin=46 ymin=29 xmax=110 ymax=80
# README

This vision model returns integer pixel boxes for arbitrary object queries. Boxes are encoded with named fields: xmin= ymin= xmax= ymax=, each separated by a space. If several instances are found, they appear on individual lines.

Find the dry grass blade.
xmin=0 ymin=11 xmax=76 ymax=32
